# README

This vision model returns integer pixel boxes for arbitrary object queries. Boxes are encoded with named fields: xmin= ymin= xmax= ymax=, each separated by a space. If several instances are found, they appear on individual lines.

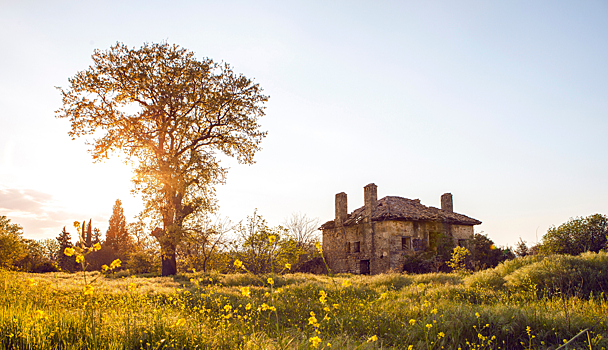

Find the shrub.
xmin=505 ymin=251 xmax=608 ymax=298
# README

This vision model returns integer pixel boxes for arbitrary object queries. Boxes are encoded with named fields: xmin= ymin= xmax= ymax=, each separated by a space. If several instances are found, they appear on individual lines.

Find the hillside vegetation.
xmin=2 ymin=252 xmax=608 ymax=349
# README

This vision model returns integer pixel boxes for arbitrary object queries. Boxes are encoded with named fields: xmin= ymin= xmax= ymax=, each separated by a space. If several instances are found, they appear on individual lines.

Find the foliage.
xmin=230 ymin=211 xmax=304 ymax=274
xmin=514 ymin=237 xmax=529 ymax=257
xmin=105 ymin=199 xmax=132 ymax=254
xmin=0 ymin=216 xmax=26 ymax=269
xmin=56 ymin=42 xmax=268 ymax=276
xmin=505 ymin=251 xmax=608 ymax=298
xmin=55 ymin=227 xmax=77 ymax=272
xmin=39 ymin=238 xmax=60 ymax=262
xmin=14 ymin=239 xmax=59 ymax=273
xmin=447 ymin=246 xmax=470 ymax=274
xmin=539 ymin=213 xmax=608 ymax=255
xmin=472 ymin=233 xmax=514 ymax=270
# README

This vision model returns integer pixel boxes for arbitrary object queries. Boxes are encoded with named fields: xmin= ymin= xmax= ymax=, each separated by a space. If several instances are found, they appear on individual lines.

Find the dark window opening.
xmin=360 ymin=260 xmax=370 ymax=275
xmin=402 ymin=237 xmax=411 ymax=250
xmin=353 ymin=241 xmax=361 ymax=253
xmin=457 ymin=239 xmax=467 ymax=247
xmin=347 ymin=242 xmax=351 ymax=253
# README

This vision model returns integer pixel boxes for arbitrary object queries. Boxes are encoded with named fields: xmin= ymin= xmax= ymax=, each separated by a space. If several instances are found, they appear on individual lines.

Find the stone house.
xmin=320 ymin=183 xmax=481 ymax=275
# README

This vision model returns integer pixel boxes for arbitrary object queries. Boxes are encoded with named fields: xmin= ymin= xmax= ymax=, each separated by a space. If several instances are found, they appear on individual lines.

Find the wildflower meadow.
xmin=2 ymin=250 xmax=608 ymax=349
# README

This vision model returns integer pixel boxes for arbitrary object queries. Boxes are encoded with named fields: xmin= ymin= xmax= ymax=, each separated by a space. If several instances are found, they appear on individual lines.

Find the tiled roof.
xmin=320 ymin=196 xmax=481 ymax=229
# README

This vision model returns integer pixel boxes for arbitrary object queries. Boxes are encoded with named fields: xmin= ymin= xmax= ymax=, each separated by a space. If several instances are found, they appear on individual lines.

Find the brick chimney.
xmin=364 ymin=183 xmax=377 ymax=219
xmin=441 ymin=193 xmax=453 ymax=212
xmin=335 ymin=192 xmax=347 ymax=225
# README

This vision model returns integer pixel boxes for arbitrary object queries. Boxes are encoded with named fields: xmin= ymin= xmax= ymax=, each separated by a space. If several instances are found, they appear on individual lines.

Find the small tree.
xmin=472 ymin=233 xmax=512 ymax=270
xmin=283 ymin=213 xmax=320 ymax=254
xmin=178 ymin=215 xmax=230 ymax=272
xmin=447 ymin=246 xmax=470 ymax=274
xmin=230 ymin=210 xmax=302 ymax=274
xmin=514 ymin=237 xmax=529 ymax=257
xmin=40 ymin=238 xmax=60 ymax=262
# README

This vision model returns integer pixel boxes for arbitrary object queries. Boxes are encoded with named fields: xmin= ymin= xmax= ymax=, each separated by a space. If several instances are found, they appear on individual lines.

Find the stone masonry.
xmin=320 ymin=184 xmax=481 ymax=275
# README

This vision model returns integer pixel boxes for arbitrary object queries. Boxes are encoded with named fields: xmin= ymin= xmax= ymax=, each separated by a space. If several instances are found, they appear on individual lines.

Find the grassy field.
xmin=2 ymin=252 xmax=608 ymax=349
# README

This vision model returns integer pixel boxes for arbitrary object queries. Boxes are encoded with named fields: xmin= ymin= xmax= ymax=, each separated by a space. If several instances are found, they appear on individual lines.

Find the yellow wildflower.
xmin=315 ymin=241 xmax=323 ymax=253
xmin=426 ymin=324 xmax=433 ymax=329
xmin=409 ymin=319 xmax=416 ymax=326
xmin=342 ymin=279 xmax=352 ymax=287
xmin=309 ymin=336 xmax=322 ymax=348
xmin=308 ymin=312 xmax=318 ymax=325
xmin=64 ymin=247 xmax=75 ymax=256
xmin=233 ymin=259 xmax=243 ymax=268
xmin=75 ymin=255 xmax=84 ymax=264
xmin=245 ymin=303 xmax=252 ymax=310
xmin=110 ymin=259 xmax=121 ymax=269
xmin=367 ymin=335 xmax=378 ymax=342
xmin=267 ymin=277 xmax=274 ymax=286
xmin=101 ymin=264 xmax=109 ymax=272
xmin=319 ymin=290 xmax=327 ymax=304
xmin=268 ymin=235 xmax=276 ymax=243
xmin=93 ymin=243 xmax=101 ymax=251
xmin=285 ymin=263 xmax=291 ymax=270
xmin=240 ymin=286 xmax=251 ymax=297
xmin=84 ymin=284 xmax=94 ymax=295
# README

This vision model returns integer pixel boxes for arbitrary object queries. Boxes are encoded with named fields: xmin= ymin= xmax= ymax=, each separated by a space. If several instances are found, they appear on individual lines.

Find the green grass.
xmin=2 ymin=253 xmax=608 ymax=349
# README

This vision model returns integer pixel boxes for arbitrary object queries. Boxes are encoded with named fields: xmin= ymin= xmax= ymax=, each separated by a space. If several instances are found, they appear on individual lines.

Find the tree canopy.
xmin=0 ymin=216 xmax=25 ymax=269
xmin=539 ymin=214 xmax=608 ymax=255
xmin=57 ymin=42 xmax=268 ymax=275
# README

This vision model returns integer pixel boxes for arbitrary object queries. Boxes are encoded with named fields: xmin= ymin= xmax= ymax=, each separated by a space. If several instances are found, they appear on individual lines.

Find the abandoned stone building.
xmin=320 ymin=183 xmax=481 ymax=275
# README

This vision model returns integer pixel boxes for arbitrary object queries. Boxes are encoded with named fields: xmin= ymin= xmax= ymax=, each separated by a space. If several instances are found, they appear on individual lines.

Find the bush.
xmin=505 ymin=251 xmax=608 ymax=298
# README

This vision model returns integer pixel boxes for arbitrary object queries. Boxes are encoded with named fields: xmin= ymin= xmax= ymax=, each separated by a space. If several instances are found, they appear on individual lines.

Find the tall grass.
xmin=2 ymin=252 xmax=608 ymax=349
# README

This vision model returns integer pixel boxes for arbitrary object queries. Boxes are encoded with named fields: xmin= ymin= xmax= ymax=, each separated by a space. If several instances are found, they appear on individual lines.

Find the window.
xmin=402 ymin=237 xmax=411 ymax=250
xmin=413 ymin=238 xmax=424 ymax=251
xmin=347 ymin=242 xmax=351 ymax=253
xmin=457 ymin=239 xmax=467 ymax=247
xmin=353 ymin=241 xmax=361 ymax=253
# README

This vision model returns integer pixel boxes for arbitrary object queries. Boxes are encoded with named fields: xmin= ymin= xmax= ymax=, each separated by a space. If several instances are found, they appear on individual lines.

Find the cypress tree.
xmin=86 ymin=219 xmax=92 ymax=246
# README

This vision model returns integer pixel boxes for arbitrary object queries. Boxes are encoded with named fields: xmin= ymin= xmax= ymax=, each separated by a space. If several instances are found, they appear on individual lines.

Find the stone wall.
xmin=322 ymin=219 xmax=475 ymax=275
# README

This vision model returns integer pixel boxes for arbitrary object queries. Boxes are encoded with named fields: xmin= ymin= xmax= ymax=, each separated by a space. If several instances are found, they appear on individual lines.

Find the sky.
xmin=0 ymin=0 xmax=607 ymax=247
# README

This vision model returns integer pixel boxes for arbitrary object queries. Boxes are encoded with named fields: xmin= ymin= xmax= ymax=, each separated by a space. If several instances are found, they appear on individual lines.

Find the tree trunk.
xmin=161 ymin=242 xmax=177 ymax=276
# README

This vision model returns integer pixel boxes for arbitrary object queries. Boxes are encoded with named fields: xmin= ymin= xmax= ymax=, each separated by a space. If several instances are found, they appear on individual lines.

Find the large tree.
xmin=57 ymin=42 xmax=268 ymax=275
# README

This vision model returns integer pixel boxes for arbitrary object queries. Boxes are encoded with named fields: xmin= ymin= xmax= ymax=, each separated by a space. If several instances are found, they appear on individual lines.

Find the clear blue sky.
xmin=1 ymin=0 xmax=607 ymax=247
